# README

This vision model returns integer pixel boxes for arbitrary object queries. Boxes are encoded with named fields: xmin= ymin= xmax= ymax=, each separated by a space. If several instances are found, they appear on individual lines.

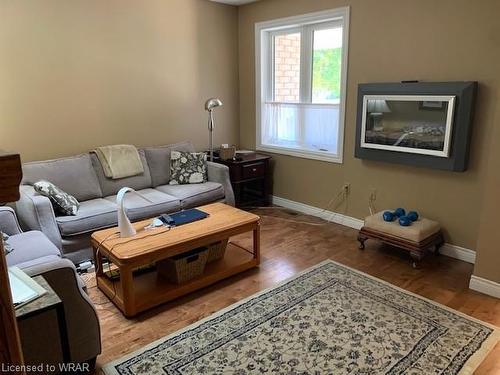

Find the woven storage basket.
xmin=219 ymin=146 xmax=236 ymax=160
xmin=207 ymin=239 xmax=229 ymax=263
xmin=157 ymin=247 xmax=208 ymax=284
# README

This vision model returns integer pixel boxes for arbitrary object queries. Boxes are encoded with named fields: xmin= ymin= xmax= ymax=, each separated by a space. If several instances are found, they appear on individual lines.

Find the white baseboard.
xmin=439 ymin=243 xmax=476 ymax=264
xmin=469 ymin=275 xmax=500 ymax=299
xmin=270 ymin=195 xmax=500 ymax=297
xmin=271 ymin=195 xmax=364 ymax=230
xmin=271 ymin=195 xmax=475 ymax=264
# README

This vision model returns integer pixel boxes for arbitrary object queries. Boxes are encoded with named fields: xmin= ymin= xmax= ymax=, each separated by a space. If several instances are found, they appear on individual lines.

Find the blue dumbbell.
xmin=394 ymin=208 xmax=406 ymax=218
xmin=407 ymin=211 xmax=419 ymax=222
xmin=399 ymin=216 xmax=412 ymax=226
xmin=383 ymin=211 xmax=395 ymax=222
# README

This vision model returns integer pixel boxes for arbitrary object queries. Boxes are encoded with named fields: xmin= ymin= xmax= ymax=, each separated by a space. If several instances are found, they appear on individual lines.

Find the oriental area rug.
xmin=103 ymin=260 xmax=499 ymax=375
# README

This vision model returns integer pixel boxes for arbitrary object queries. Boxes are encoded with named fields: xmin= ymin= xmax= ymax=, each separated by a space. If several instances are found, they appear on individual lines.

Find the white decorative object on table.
xmin=116 ymin=187 xmax=153 ymax=238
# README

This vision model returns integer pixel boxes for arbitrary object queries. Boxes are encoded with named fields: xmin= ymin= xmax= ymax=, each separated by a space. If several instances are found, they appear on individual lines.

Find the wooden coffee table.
xmin=91 ymin=203 xmax=260 ymax=317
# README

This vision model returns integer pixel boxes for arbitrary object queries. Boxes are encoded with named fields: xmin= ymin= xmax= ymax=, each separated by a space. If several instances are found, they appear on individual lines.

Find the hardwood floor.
xmin=88 ymin=208 xmax=500 ymax=374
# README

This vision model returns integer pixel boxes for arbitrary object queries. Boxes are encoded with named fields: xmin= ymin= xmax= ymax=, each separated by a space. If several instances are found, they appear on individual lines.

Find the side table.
xmin=214 ymin=153 xmax=272 ymax=208
xmin=15 ymin=275 xmax=70 ymax=369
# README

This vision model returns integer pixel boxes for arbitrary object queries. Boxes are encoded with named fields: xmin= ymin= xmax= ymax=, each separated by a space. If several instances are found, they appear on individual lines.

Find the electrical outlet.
xmin=343 ymin=183 xmax=351 ymax=195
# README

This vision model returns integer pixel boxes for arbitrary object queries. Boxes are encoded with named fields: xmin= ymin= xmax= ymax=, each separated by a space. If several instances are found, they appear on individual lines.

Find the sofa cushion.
xmin=34 ymin=180 xmax=80 ymax=216
xmin=6 ymin=231 xmax=61 ymax=267
xmin=10 ymin=254 xmax=62 ymax=271
xmin=104 ymin=188 xmax=181 ymax=221
xmin=56 ymin=199 xmax=118 ymax=236
xmin=90 ymin=150 xmax=152 ymax=196
xmin=143 ymin=141 xmax=195 ymax=187
xmin=155 ymin=182 xmax=224 ymax=208
xmin=22 ymin=154 xmax=102 ymax=201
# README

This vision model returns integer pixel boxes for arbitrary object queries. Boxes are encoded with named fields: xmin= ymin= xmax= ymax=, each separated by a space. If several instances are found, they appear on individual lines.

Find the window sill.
xmin=256 ymin=145 xmax=343 ymax=164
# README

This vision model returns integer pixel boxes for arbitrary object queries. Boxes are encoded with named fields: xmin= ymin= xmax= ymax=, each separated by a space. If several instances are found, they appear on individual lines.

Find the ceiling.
xmin=210 ymin=0 xmax=260 ymax=5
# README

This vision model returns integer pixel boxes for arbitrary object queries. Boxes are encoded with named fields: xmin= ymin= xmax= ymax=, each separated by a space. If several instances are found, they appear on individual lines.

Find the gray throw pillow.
xmin=34 ymin=180 xmax=80 ymax=216
xmin=2 ymin=232 xmax=13 ymax=255
xmin=169 ymin=151 xmax=207 ymax=185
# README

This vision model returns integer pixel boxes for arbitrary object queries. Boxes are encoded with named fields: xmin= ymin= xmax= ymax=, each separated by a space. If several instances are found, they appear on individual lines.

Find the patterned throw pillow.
xmin=169 ymin=151 xmax=207 ymax=185
xmin=2 ymin=232 xmax=13 ymax=255
xmin=34 ymin=180 xmax=80 ymax=216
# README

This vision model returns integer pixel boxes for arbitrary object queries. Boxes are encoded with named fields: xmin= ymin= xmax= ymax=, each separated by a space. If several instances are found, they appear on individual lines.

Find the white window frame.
xmin=255 ymin=7 xmax=350 ymax=163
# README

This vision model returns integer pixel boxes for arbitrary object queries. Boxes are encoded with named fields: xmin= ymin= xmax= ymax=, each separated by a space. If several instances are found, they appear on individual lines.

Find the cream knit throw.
xmin=94 ymin=145 xmax=144 ymax=179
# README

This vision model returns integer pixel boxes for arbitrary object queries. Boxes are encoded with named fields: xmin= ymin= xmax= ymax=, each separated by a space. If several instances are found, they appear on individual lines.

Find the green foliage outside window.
xmin=312 ymin=47 xmax=342 ymax=101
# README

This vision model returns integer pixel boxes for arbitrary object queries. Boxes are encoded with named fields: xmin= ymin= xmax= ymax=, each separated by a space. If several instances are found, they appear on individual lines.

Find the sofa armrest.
xmin=207 ymin=161 xmax=235 ymax=206
xmin=0 ymin=206 xmax=22 ymax=235
xmin=22 ymin=258 xmax=101 ymax=363
xmin=15 ymin=185 xmax=62 ymax=249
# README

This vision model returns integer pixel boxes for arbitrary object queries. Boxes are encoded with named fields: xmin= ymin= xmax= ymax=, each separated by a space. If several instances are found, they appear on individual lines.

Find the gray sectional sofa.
xmin=15 ymin=141 xmax=235 ymax=264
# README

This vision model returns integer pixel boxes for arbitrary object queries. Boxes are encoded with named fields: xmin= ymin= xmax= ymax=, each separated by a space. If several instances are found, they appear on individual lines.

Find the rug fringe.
xmin=458 ymin=329 xmax=500 ymax=375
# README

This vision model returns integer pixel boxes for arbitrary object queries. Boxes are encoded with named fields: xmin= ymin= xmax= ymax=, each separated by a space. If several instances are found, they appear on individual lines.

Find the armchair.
xmin=16 ymin=185 xmax=63 ymax=249
xmin=1 ymin=206 xmax=101 ymax=368
xmin=0 ymin=204 xmax=23 ymax=235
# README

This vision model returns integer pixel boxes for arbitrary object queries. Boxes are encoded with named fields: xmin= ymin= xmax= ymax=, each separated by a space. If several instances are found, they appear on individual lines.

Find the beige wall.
xmin=1 ymin=0 xmax=499 ymax=281
xmin=0 ymin=0 xmax=239 ymax=162
xmin=474 ymin=108 xmax=500 ymax=282
xmin=239 ymin=0 xmax=500 ymax=255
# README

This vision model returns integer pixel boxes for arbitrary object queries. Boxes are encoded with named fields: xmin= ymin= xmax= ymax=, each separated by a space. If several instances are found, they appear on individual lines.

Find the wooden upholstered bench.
xmin=358 ymin=211 xmax=444 ymax=268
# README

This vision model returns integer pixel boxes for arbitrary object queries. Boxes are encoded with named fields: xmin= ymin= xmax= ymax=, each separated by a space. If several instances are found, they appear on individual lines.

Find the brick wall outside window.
xmin=274 ymin=33 xmax=300 ymax=102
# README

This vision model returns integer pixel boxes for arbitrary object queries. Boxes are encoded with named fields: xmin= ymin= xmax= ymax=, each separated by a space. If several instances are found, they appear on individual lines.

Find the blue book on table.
xmin=159 ymin=208 xmax=209 ymax=227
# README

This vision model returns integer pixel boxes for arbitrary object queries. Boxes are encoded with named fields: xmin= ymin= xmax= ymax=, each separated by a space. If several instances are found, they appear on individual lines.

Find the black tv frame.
xmin=354 ymin=81 xmax=477 ymax=171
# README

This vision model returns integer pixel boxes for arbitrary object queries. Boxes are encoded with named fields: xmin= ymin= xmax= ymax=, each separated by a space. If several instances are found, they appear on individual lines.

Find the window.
xmin=255 ymin=8 xmax=349 ymax=163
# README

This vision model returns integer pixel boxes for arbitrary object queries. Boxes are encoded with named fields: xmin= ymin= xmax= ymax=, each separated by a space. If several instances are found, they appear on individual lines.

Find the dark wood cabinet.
xmin=214 ymin=153 xmax=272 ymax=208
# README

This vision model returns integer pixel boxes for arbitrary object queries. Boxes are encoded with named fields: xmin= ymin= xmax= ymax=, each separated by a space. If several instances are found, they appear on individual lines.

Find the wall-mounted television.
xmin=355 ymin=82 xmax=477 ymax=171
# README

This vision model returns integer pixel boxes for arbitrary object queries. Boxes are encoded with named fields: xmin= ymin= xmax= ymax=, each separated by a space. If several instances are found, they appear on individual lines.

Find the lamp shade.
xmin=205 ymin=98 xmax=223 ymax=111
xmin=367 ymin=99 xmax=391 ymax=114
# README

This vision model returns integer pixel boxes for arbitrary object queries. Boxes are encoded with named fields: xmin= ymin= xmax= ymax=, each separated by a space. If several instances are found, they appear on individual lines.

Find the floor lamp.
xmin=205 ymin=98 xmax=223 ymax=161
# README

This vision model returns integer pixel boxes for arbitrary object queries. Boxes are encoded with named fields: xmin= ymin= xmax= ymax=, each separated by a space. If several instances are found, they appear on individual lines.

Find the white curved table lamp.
xmin=116 ymin=187 xmax=154 ymax=238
